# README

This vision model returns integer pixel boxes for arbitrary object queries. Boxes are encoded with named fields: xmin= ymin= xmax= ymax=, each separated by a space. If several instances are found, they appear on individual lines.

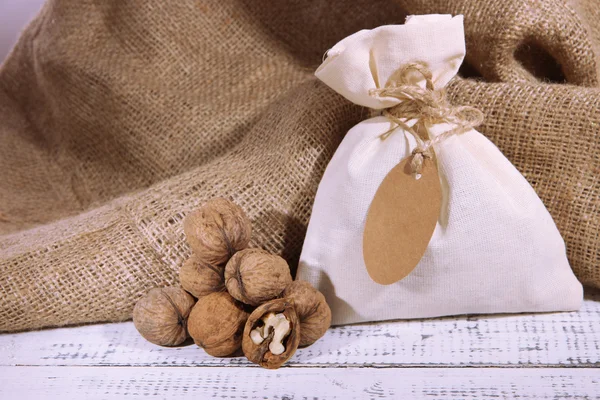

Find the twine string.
xmin=368 ymin=63 xmax=484 ymax=178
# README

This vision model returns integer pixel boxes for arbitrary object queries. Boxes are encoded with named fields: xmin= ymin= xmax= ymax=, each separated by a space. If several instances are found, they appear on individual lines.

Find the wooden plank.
xmin=1 ymin=366 xmax=598 ymax=399
xmin=2 ymin=289 xmax=599 ymax=368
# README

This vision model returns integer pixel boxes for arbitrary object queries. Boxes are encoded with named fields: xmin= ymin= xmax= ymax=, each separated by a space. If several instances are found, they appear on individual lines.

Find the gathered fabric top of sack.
xmin=297 ymin=14 xmax=583 ymax=326
xmin=316 ymin=14 xmax=465 ymax=109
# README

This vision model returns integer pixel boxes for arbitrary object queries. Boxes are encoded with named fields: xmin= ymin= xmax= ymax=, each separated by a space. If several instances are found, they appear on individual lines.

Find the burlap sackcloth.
xmin=0 ymin=0 xmax=598 ymax=332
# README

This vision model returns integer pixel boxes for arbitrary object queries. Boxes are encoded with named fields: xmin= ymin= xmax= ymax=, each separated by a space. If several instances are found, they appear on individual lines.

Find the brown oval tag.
xmin=363 ymin=155 xmax=442 ymax=285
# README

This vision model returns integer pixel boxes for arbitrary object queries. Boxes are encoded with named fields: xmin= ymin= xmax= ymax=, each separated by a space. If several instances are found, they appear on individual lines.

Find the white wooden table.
xmin=2 ymin=289 xmax=599 ymax=399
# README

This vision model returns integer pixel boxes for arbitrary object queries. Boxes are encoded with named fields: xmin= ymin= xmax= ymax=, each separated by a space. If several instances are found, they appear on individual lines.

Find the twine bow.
xmin=369 ymin=63 xmax=484 ymax=178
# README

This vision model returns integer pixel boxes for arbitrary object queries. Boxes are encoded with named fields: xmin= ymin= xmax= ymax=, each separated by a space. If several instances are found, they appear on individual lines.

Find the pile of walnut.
xmin=132 ymin=198 xmax=332 ymax=369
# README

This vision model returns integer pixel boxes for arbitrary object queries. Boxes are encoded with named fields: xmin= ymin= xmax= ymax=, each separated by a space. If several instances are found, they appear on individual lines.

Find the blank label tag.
xmin=363 ymin=155 xmax=442 ymax=285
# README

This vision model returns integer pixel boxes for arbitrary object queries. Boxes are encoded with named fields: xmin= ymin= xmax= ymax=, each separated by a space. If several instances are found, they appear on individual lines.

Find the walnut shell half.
xmin=242 ymin=298 xmax=300 ymax=369
xmin=187 ymin=292 xmax=249 ymax=357
xmin=179 ymin=256 xmax=225 ymax=298
xmin=282 ymin=281 xmax=331 ymax=347
xmin=183 ymin=198 xmax=252 ymax=265
xmin=225 ymin=248 xmax=292 ymax=306
xmin=133 ymin=287 xmax=196 ymax=347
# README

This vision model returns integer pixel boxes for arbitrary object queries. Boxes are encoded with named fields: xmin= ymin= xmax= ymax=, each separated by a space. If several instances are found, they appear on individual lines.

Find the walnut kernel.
xmin=242 ymin=298 xmax=300 ymax=369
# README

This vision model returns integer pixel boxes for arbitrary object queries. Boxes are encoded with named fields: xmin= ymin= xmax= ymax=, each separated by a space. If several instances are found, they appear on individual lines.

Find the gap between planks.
xmin=0 ymin=366 xmax=598 ymax=400
xmin=8 ymin=363 xmax=600 ymax=368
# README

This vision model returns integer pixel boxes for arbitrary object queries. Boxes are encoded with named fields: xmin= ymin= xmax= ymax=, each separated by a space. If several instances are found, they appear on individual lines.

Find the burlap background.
xmin=0 ymin=0 xmax=598 ymax=332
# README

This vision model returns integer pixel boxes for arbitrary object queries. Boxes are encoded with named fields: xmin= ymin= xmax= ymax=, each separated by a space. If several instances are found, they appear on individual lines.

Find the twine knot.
xmin=369 ymin=63 xmax=484 ymax=178
xmin=410 ymin=147 xmax=431 ymax=180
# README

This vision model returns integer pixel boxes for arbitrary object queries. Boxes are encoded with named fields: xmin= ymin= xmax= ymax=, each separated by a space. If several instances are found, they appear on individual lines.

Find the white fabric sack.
xmin=297 ymin=14 xmax=583 ymax=326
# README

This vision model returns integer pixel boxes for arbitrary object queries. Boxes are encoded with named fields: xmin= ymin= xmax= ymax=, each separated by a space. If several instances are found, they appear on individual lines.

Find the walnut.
xmin=183 ymin=198 xmax=252 ymax=265
xmin=187 ymin=291 xmax=249 ymax=357
xmin=242 ymin=298 xmax=300 ymax=369
xmin=133 ymin=287 xmax=196 ymax=347
xmin=282 ymin=281 xmax=332 ymax=347
xmin=225 ymin=248 xmax=293 ymax=306
xmin=179 ymin=256 xmax=225 ymax=298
